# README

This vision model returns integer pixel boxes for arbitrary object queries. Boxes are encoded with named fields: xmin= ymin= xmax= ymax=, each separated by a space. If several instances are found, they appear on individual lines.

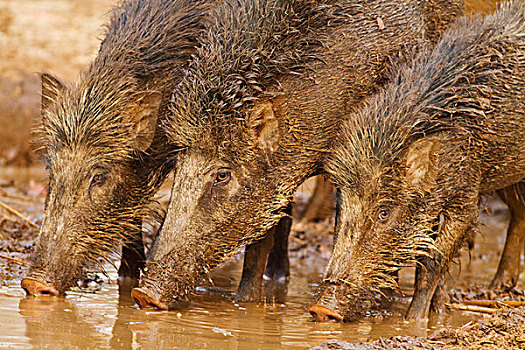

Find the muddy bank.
xmin=309 ymin=307 xmax=525 ymax=350
xmin=0 ymin=168 xmax=44 ymax=284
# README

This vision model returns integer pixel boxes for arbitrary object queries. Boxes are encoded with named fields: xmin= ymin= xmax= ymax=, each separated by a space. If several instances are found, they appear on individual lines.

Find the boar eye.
xmin=90 ymin=173 xmax=106 ymax=188
xmin=377 ymin=208 xmax=390 ymax=222
xmin=214 ymin=170 xmax=231 ymax=185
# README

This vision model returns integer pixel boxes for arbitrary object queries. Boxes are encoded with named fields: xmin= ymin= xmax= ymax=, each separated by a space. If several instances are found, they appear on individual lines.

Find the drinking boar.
xmin=299 ymin=0 xmax=504 ymax=223
xmin=131 ymin=0 xmax=464 ymax=309
xmin=311 ymin=1 xmax=525 ymax=322
xmin=21 ymin=0 xmax=210 ymax=296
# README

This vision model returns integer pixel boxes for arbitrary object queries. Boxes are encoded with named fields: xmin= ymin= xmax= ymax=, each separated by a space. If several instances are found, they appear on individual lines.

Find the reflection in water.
xmin=8 ymin=254 xmax=491 ymax=350
xmin=110 ymin=292 xmax=134 ymax=350
xmin=19 ymin=296 xmax=113 ymax=349
xmin=0 ymin=173 xmax=521 ymax=348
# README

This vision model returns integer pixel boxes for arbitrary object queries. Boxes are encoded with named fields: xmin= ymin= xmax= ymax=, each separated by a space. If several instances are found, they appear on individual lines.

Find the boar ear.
xmin=405 ymin=138 xmax=440 ymax=192
xmin=128 ymin=91 xmax=162 ymax=152
xmin=41 ymin=73 xmax=65 ymax=113
xmin=248 ymin=101 xmax=281 ymax=154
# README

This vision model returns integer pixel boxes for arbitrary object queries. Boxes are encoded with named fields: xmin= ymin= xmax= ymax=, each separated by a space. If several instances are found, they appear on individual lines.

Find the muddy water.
xmin=1 ymin=169 xmax=522 ymax=349
xmin=0 ymin=259 xmax=486 ymax=350
xmin=0 ymin=0 xmax=513 ymax=348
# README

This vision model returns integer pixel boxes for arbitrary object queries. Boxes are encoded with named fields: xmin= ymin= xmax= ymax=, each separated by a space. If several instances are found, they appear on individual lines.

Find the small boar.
xmin=131 ymin=0 xmax=464 ymax=309
xmin=312 ymin=1 xmax=525 ymax=321
xmin=21 ymin=0 xmax=210 ymax=296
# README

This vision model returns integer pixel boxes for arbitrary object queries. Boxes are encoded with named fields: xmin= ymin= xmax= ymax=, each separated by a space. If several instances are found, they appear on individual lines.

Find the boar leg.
xmin=490 ymin=182 xmax=525 ymax=289
xmin=408 ymin=256 xmax=442 ymax=320
xmin=235 ymin=228 xmax=275 ymax=302
xmin=429 ymin=276 xmax=448 ymax=313
xmin=300 ymin=176 xmax=335 ymax=222
xmin=408 ymin=200 xmax=479 ymax=320
xmin=429 ymin=223 xmax=478 ymax=312
xmin=118 ymin=221 xmax=145 ymax=291
xmin=264 ymin=204 xmax=292 ymax=302
xmin=235 ymin=205 xmax=292 ymax=302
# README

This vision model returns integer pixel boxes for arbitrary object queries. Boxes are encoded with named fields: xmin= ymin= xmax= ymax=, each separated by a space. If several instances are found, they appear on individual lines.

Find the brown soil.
xmin=309 ymin=307 xmax=525 ymax=350
xmin=0 ymin=177 xmax=43 ymax=284
xmin=0 ymin=73 xmax=40 ymax=166
xmin=449 ymin=283 xmax=525 ymax=303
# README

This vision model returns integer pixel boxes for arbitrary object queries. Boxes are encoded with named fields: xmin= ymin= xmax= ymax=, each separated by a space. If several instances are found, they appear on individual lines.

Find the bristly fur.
xmin=165 ymin=0 xmax=466 ymax=164
xmin=139 ymin=0 xmax=464 ymax=309
xmin=28 ymin=0 xmax=210 ymax=293
xmin=166 ymin=0 xmax=337 ymax=162
xmin=40 ymin=0 xmax=209 ymax=168
xmin=330 ymin=1 xmax=525 ymax=183
xmin=322 ymin=1 xmax=525 ymax=321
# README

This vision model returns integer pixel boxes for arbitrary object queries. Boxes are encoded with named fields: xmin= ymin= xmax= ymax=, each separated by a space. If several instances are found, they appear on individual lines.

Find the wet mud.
xmin=0 ymin=167 xmax=44 ymax=284
xmin=1 ymin=168 xmax=524 ymax=349
xmin=1 ymin=0 xmax=522 ymax=349
xmin=310 ymin=308 xmax=525 ymax=350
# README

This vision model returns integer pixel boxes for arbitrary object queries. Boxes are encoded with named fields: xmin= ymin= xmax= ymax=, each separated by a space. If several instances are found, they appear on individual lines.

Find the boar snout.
xmin=309 ymin=304 xmax=343 ymax=323
xmin=21 ymin=278 xmax=59 ymax=297
xmin=131 ymin=287 xmax=169 ymax=310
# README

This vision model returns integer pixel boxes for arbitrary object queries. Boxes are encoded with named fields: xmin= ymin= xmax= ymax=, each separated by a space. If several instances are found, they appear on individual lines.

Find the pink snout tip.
xmin=309 ymin=304 xmax=343 ymax=322
xmin=21 ymin=278 xmax=59 ymax=297
xmin=131 ymin=287 xmax=169 ymax=310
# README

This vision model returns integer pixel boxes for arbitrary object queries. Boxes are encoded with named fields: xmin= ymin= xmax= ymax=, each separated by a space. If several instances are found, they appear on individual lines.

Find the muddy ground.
xmin=1 ymin=0 xmax=523 ymax=349
xmin=0 ymin=0 xmax=113 ymax=165
xmin=311 ymin=307 xmax=525 ymax=349
xmin=2 ymin=173 xmax=525 ymax=349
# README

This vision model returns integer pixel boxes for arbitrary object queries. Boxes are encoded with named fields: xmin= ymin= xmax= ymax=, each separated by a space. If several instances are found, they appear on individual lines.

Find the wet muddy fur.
xmin=134 ymin=0 xmax=463 ymax=309
xmin=318 ymin=1 xmax=525 ymax=321
xmin=23 ymin=0 xmax=209 ymax=294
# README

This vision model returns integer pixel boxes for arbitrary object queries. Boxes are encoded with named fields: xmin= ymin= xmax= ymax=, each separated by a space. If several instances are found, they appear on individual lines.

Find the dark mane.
xmin=166 ymin=0 xmax=345 ymax=156
xmin=328 ymin=1 xmax=525 ymax=189
xmin=40 ymin=0 xmax=209 ymax=160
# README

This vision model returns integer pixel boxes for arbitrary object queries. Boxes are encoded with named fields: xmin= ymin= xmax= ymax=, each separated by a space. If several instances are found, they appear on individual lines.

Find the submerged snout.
xmin=21 ymin=278 xmax=59 ymax=297
xmin=131 ymin=287 xmax=169 ymax=310
xmin=309 ymin=304 xmax=343 ymax=322
xmin=310 ymin=282 xmax=364 ymax=322
xmin=310 ymin=284 xmax=344 ymax=322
